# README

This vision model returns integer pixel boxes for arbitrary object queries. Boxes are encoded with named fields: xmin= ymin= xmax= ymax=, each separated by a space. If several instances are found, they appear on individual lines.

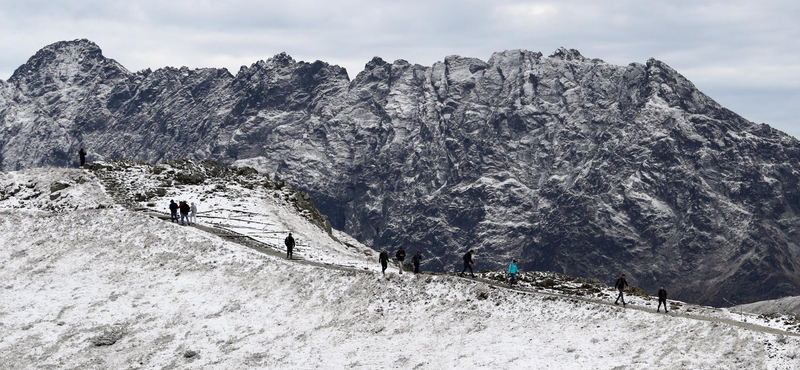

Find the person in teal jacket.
xmin=508 ymin=259 xmax=519 ymax=286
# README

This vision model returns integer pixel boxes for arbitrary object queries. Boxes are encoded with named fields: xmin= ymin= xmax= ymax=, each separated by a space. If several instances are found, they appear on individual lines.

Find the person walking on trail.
xmin=190 ymin=202 xmax=198 ymax=225
xmin=169 ymin=200 xmax=179 ymax=223
xmin=78 ymin=147 xmax=87 ymax=167
xmin=508 ymin=259 xmax=519 ymax=286
xmin=285 ymin=233 xmax=296 ymax=260
xmin=412 ymin=252 xmax=423 ymax=274
xmin=179 ymin=201 xmax=191 ymax=226
xmin=395 ymin=247 xmax=406 ymax=274
xmin=614 ymin=274 xmax=629 ymax=306
xmin=379 ymin=250 xmax=389 ymax=275
xmin=460 ymin=250 xmax=475 ymax=277
xmin=657 ymin=286 xmax=668 ymax=313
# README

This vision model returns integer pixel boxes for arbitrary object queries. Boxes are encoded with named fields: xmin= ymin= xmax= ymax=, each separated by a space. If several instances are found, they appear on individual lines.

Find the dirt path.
xmin=94 ymin=170 xmax=800 ymax=339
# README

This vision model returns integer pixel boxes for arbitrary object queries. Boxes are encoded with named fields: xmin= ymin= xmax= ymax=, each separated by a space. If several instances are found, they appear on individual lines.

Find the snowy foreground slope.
xmin=1 ymin=168 xmax=800 ymax=369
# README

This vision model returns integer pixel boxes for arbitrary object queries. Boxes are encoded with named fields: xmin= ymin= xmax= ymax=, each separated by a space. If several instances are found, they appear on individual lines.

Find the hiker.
xmin=412 ymin=252 xmax=422 ymax=274
xmin=78 ymin=147 xmax=87 ymax=167
xmin=614 ymin=274 xmax=629 ymax=306
xmin=169 ymin=200 xmax=179 ymax=223
xmin=508 ymin=259 xmax=519 ymax=286
xmin=179 ymin=200 xmax=191 ymax=226
xmin=657 ymin=286 xmax=668 ymax=313
xmin=285 ymin=233 xmax=295 ymax=259
xmin=395 ymin=247 xmax=406 ymax=274
xmin=190 ymin=202 xmax=198 ymax=224
xmin=379 ymin=250 xmax=389 ymax=275
xmin=460 ymin=250 xmax=475 ymax=277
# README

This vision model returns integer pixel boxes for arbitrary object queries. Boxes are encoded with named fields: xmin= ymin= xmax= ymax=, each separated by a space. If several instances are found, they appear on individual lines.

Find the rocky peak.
xmin=548 ymin=47 xmax=588 ymax=62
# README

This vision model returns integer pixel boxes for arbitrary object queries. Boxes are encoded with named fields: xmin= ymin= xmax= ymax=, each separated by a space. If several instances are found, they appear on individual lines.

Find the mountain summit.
xmin=2 ymin=40 xmax=800 ymax=306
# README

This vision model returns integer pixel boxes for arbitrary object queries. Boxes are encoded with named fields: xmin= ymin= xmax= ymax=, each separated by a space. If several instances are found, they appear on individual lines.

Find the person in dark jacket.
xmin=412 ymin=252 xmax=423 ymax=274
xmin=285 ymin=233 xmax=296 ymax=259
xmin=614 ymin=274 xmax=629 ymax=306
xmin=78 ymin=147 xmax=87 ymax=167
xmin=379 ymin=250 xmax=389 ymax=275
xmin=657 ymin=286 xmax=668 ymax=313
xmin=179 ymin=200 xmax=191 ymax=226
xmin=395 ymin=248 xmax=406 ymax=274
xmin=460 ymin=250 xmax=475 ymax=277
xmin=169 ymin=200 xmax=179 ymax=223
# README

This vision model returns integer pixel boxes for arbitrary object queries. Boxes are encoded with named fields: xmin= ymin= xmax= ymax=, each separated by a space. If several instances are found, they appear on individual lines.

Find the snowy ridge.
xmin=2 ymin=167 xmax=800 ymax=369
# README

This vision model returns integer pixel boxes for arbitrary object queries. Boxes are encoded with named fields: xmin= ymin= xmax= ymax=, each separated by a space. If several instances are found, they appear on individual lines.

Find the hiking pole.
xmin=722 ymin=298 xmax=745 ymax=322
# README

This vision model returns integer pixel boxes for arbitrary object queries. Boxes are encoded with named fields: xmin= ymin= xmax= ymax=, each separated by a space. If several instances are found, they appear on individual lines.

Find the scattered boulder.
xmin=90 ymin=326 xmax=125 ymax=346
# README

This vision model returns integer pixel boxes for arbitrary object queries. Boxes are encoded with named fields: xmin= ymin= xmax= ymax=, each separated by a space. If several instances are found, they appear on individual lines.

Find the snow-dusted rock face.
xmin=3 ymin=40 xmax=800 ymax=306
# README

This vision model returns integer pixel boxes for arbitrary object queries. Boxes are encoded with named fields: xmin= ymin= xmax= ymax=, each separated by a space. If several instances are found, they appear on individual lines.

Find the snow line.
xmin=137 ymin=210 xmax=800 ymax=339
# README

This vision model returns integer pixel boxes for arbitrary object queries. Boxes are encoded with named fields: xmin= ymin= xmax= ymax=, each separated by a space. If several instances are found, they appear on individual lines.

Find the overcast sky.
xmin=1 ymin=0 xmax=798 ymax=137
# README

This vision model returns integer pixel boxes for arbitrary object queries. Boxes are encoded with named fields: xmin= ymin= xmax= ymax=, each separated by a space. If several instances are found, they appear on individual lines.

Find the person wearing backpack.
xmin=285 ymin=233 xmax=296 ymax=259
xmin=460 ymin=250 xmax=475 ymax=277
xmin=395 ymin=247 xmax=406 ymax=274
xmin=179 ymin=201 xmax=191 ymax=226
xmin=379 ymin=250 xmax=389 ymax=275
xmin=508 ymin=259 xmax=519 ymax=286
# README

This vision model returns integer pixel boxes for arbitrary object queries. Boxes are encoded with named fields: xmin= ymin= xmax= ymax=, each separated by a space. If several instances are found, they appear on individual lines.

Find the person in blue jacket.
xmin=508 ymin=259 xmax=519 ymax=286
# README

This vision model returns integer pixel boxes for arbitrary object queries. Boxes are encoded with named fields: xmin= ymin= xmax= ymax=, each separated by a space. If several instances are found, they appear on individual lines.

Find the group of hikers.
xmin=168 ymin=200 xmax=197 ymax=226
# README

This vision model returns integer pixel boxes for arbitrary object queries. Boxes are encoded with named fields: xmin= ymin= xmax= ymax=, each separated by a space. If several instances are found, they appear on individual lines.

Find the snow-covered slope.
xmin=1 ymin=168 xmax=799 ymax=369
xmin=738 ymin=296 xmax=800 ymax=316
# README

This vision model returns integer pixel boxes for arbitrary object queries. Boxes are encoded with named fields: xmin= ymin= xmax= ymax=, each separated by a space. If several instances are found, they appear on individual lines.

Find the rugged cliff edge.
xmin=2 ymin=39 xmax=800 ymax=305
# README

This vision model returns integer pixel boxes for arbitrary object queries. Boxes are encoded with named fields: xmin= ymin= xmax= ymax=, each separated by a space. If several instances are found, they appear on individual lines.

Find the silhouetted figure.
xmin=412 ymin=252 xmax=422 ymax=274
xmin=179 ymin=201 xmax=191 ymax=226
xmin=169 ymin=200 xmax=179 ymax=223
xmin=657 ymin=286 xmax=668 ymax=313
xmin=395 ymin=247 xmax=406 ymax=274
xmin=79 ymin=148 xmax=87 ymax=167
xmin=379 ymin=250 xmax=389 ymax=275
xmin=615 ymin=274 xmax=629 ymax=306
xmin=285 ymin=233 xmax=296 ymax=259
xmin=460 ymin=250 xmax=475 ymax=277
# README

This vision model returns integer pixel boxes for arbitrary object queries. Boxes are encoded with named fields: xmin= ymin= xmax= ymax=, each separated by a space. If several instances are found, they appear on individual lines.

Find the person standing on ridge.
xmin=395 ymin=247 xmax=406 ymax=274
xmin=657 ymin=286 xmax=668 ymax=313
xmin=379 ymin=250 xmax=389 ymax=275
xmin=508 ymin=259 xmax=519 ymax=286
xmin=169 ymin=200 xmax=179 ymax=223
xmin=190 ymin=202 xmax=198 ymax=225
xmin=614 ymin=274 xmax=629 ymax=306
xmin=179 ymin=200 xmax=191 ymax=226
xmin=285 ymin=233 xmax=296 ymax=260
xmin=412 ymin=252 xmax=423 ymax=274
xmin=460 ymin=250 xmax=475 ymax=277
xmin=78 ymin=147 xmax=87 ymax=167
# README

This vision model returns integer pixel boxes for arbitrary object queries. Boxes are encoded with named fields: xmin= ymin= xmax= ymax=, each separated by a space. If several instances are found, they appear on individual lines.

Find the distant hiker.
xmin=508 ymin=259 xmax=519 ymax=286
xmin=190 ymin=202 xmax=198 ymax=224
xmin=379 ymin=250 xmax=389 ymax=275
xmin=169 ymin=200 xmax=179 ymax=223
xmin=285 ymin=233 xmax=296 ymax=259
xmin=614 ymin=274 xmax=629 ymax=306
xmin=395 ymin=247 xmax=406 ymax=274
xmin=460 ymin=250 xmax=475 ymax=278
xmin=412 ymin=252 xmax=423 ymax=274
xmin=657 ymin=286 xmax=668 ymax=313
xmin=78 ymin=147 xmax=87 ymax=167
xmin=179 ymin=200 xmax=191 ymax=226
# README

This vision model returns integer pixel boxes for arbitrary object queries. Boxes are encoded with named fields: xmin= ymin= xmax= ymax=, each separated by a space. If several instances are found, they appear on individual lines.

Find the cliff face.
xmin=3 ymin=40 xmax=800 ymax=305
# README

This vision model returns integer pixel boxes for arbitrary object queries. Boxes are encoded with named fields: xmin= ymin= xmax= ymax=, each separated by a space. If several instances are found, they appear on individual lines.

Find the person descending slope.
xmin=169 ymin=200 xmax=179 ymax=223
xmin=508 ymin=259 xmax=519 ymax=286
xmin=614 ymin=274 xmax=629 ymax=306
xmin=379 ymin=250 xmax=389 ymax=275
xmin=179 ymin=201 xmax=191 ymax=226
xmin=657 ymin=286 xmax=668 ymax=313
xmin=412 ymin=252 xmax=423 ymax=274
xmin=460 ymin=250 xmax=475 ymax=277
xmin=190 ymin=202 xmax=198 ymax=225
xmin=395 ymin=247 xmax=406 ymax=274
xmin=285 ymin=233 xmax=296 ymax=260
